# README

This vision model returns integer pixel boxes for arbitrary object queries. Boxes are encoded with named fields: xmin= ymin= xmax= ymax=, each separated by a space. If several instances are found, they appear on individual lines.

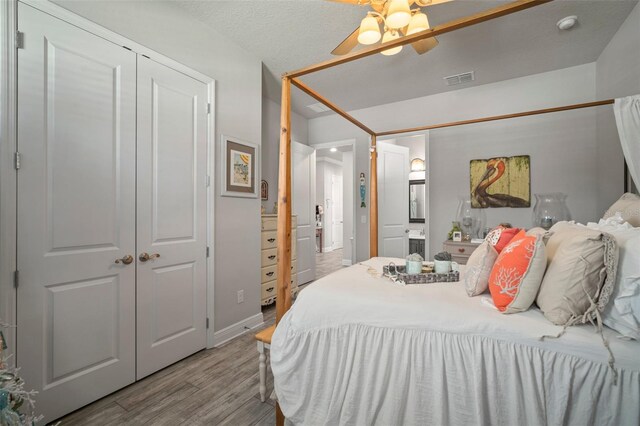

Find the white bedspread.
xmin=271 ymin=258 xmax=640 ymax=426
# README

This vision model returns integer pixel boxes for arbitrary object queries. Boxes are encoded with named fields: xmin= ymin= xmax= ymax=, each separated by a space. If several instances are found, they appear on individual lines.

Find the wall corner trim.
xmin=211 ymin=312 xmax=265 ymax=348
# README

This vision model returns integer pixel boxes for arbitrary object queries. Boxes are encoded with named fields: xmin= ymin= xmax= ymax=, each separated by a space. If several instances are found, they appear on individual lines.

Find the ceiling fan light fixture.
xmin=380 ymin=30 xmax=402 ymax=56
xmin=386 ymin=0 xmax=411 ymax=29
xmin=407 ymin=11 xmax=430 ymax=35
xmin=357 ymin=15 xmax=381 ymax=45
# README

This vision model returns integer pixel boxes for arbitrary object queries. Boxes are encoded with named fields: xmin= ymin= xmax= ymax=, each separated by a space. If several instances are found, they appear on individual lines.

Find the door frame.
xmin=0 ymin=0 xmax=219 ymax=355
xmin=311 ymin=139 xmax=357 ymax=265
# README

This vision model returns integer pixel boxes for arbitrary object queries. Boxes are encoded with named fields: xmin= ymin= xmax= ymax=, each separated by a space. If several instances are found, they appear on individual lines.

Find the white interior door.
xmin=377 ymin=142 xmax=410 ymax=258
xmin=16 ymin=4 xmax=136 ymax=421
xmin=292 ymin=142 xmax=316 ymax=284
xmin=331 ymin=174 xmax=344 ymax=250
xmin=136 ymin=56 xmax=208 ymax=379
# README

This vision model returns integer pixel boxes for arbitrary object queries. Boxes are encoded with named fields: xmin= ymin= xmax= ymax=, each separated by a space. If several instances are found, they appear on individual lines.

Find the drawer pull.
xmin=267 ymin=238 xmax=275 ymax=243
xmin=268 ymin=255 xmax=276 ymax=260
xmin=266 ymin=287 xmax=274 ymax=293
xmin=458 ymin=248 xmax=465 ymax=253
xmin=266 ymin=272 xmax=274 ymax=277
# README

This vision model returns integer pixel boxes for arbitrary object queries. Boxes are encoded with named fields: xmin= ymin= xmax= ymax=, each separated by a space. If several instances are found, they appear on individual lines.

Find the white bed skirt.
xmin=273 ymin=321 xmax=639 ymax=426
xmin=271 ymin=259 xmax=640 ymax=426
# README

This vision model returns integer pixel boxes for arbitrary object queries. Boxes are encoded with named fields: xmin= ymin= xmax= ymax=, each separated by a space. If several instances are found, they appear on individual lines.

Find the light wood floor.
xmin=56 ymin=250 xmax=346 ymax=425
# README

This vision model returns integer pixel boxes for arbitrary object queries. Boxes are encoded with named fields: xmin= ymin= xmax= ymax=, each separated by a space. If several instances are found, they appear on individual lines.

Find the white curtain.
xmin=614 ymin=95 xmax=640 ymax=189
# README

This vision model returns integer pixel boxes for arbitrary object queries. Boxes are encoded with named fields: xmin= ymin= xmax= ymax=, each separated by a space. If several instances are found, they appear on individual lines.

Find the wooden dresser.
xmin=442 ymin=240 xmax=481 ymax=265
xmin=261 ymin=214 xmax=298 ymax=306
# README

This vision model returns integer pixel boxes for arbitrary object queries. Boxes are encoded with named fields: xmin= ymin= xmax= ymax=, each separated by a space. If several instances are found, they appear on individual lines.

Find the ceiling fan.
xmin=328 ymin=0 xmax=453 ymax=56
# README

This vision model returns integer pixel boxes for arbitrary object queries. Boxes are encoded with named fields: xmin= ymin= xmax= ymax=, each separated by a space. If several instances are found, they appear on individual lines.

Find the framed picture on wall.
xmin=221 ymin=135 xmax=260 ymax=198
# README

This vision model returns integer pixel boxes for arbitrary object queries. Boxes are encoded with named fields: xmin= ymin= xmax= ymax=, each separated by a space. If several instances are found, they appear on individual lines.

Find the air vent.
xmin=306 ymin=102 xmax=331 ymax=113
xmin=444 ymin=71 xmax=475 ymax=86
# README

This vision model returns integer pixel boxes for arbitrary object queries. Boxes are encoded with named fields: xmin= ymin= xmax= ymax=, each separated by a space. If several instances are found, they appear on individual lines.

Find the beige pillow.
xmin=464 ymin=241 xmax=498 ymax=297
xmin=603 ymin=193 xmax=640 ymax=227
xmin=536 ymin=222 xmax=618 ymax=325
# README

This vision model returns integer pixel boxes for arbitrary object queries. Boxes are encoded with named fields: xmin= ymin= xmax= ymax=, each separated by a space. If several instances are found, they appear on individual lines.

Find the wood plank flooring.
xmin=57 ymin=250 xmax=345 ymax=425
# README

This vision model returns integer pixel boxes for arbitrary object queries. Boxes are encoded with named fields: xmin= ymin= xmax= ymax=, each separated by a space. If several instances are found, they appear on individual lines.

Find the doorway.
xmin=313 ymin=140 xmax=356 ymax=279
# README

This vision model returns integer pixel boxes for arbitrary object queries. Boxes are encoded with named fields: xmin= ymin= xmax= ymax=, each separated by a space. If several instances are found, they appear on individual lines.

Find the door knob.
xmin=115 ymin=255 xmax=134 ymax=265
xmin=139 ymin=252 xmax=161 ymax=262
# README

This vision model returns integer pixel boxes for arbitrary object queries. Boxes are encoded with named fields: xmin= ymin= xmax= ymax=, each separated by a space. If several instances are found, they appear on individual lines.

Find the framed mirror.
xmin=409 ymin=179 xmax=425 ymax=223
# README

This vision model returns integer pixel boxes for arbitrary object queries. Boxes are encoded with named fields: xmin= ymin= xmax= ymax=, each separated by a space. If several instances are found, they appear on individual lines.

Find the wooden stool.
xmin=255 ymin=324 xmax=276 ymax=402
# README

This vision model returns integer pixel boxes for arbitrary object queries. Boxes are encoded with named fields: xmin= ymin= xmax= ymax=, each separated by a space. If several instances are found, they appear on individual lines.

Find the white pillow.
xmin=587 ymin=220 xmax=640 ymax=339
xmin=464 ymin=241 xmax=498 ymax=297
xmin=603 ymin=193 xmax=640 ymax=227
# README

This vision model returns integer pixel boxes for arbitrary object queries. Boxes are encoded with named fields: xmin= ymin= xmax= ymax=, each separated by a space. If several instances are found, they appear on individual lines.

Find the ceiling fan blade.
xmin=411 ymin=36 xmax=439 ymax=54
xmin=414 ymin=0 xmax=454 ymax=6
xmin=331 ymin=27 xmax=361 ymax=56
xmin=326 ymin=0 xmax=371 ymax=4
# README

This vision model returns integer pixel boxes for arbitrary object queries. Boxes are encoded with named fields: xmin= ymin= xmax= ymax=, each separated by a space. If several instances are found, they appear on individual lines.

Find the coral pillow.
xmin=488 ymin=230 xmax=547 ymax=313
xmin=465 ymin=241 xmax=498 ymax=296
xmin=485 ymin=226 xmax=521 ymax=254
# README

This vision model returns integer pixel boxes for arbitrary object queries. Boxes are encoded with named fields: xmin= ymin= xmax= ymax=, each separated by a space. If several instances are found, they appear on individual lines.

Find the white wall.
xmin=262 ymin=97 xmax=309 ymax=211
xmin=309 ymin=63 xmax=599 ymax=261
xmin=596 ymin=2 xmax=640 ymax=213
xmin=52 ymin=0 xmax=263 ymax=332
xmin=343 ymin=151 xmax=355 ymax=265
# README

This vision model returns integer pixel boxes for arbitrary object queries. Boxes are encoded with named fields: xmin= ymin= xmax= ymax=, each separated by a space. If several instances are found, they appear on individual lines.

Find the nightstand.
xmin=442 ymin=240 xmax=481 ymax=265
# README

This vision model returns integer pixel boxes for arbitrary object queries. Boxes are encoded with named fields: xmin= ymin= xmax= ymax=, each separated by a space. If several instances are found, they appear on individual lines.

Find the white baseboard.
xmin=342 ymin=259 xmax=352 ymax=266
xmin=323 ymin=246 xmax=333 ymax=252
xmin=211 ymin=312 xmax=264 ymax=348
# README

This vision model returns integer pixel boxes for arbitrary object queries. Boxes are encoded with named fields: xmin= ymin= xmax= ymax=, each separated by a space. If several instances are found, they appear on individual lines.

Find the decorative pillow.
xmin=464 ymin=241 xmax=498 ymax=297
xmin=485 ymin=226 xmax=521 ymax=254
xmin=488 ymin=230 xmax=547 ymax=313
xmin=588 ymin=220 xmax=640 ymax=339
xmin=536 ymin=221 xmax=618 ymax=326
xmin=603 ymin=193 xmax=640 ymax=227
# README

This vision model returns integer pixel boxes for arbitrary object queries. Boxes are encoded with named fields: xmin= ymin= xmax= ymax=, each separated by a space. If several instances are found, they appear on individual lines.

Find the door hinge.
xmin=207 ymin=103 xmax=211 ymax=114
xmin=14 ymin=152 xmax=21 ymax=170
xmin=206 ymin=246 xmax=210 ymax=257
xmin=16 ymin=31 xmax=24 ymax=49
xmin=206 ymin=318 xmax=210 ymax=329
xmin=13 ymin=270 xmax=19 ymax=288
xmin=206 ymin=175 xmax=211 ymax=187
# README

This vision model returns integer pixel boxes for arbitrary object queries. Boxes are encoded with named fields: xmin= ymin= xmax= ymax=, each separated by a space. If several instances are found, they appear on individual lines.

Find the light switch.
xmin=361 ymin=215 xmax=367 ymax=224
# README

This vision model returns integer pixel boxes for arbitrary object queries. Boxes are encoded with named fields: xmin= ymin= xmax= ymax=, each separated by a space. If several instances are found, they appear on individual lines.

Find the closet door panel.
xmin=16 ymin=4 xmax=136 ymax=422
xmin=136 ymin=56 xmax=208 ymax=379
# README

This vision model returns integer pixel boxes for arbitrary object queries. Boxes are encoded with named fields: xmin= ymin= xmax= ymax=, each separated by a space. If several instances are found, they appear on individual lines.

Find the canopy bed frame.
xmin=272 ymin=0 xmax=623 ymax=423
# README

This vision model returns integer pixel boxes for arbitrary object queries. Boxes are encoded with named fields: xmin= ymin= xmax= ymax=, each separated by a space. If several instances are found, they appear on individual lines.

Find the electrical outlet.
xmin=237 ymin=290 xmax=244 ymax=304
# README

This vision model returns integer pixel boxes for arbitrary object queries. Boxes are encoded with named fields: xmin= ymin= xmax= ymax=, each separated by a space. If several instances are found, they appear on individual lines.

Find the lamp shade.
xmin=381 ymin=30 xmax=402 ymax=56
xmin=357 ymin=15 xmax=381 ymax=45
xmin=407 ymin=11 xmax=430 ymax=35
xmin=386 ymin=0 xmax=411 ymax=29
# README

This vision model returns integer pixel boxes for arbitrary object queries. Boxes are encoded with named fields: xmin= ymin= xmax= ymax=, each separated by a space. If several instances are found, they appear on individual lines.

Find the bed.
xmin=270 ymin=258 xmax=640 ymax=426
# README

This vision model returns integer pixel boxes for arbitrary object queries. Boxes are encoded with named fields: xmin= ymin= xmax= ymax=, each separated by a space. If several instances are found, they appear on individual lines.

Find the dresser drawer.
xmin=443 ymin=242 xmax=480 ymax=256
xmin=452 ymin=255 xmax=471 ymax=265
xmin=261 ymin=216 xmax=297 ymax=231
xmin=261 ymin=248 xmax=278 ymax=266
xmin=261 ymin=260 xmax=297 ymax=283
xmin=261 ymin=229 xmax=298 ymax=251
xmin=261 ymin=276 xmax=298 ymax=300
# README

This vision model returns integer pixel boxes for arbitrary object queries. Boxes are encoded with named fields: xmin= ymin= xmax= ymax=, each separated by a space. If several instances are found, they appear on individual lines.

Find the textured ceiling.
xmin=172 ymin=0 xmax=637 ymax=118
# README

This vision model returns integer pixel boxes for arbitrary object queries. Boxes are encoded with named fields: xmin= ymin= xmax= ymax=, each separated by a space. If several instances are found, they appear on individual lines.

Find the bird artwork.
xmin=470 ymin=156 xmax=530 ymax=208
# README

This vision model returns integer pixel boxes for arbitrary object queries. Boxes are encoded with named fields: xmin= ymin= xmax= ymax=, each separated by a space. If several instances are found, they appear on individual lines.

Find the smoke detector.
xmin=557 ymin=15 xmax=578 ymax=31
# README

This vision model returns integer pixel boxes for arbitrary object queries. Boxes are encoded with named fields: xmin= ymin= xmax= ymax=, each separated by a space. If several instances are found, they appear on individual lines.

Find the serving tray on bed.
xmin=383 ymin=264 xmax=459 ymax=284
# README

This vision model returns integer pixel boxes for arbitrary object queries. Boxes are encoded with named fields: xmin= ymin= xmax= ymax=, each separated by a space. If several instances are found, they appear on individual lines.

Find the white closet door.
xmin=136 ymin=56 xmax=208 ymax=379
xmin=16 ymin=4 xmax=136 ymax=422
xmin=292 ymin=142 xmax=316 ymax=284
xmin=377 ymin=142 xmax=410 ymax=258
xmin=331 ymin=174 xmax=344 ymax=250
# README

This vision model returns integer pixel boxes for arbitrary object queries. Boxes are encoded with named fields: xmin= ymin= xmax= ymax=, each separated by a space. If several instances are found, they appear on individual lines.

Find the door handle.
xmin=115 ymin=255 xmax=134 ymax=265
xmin=139 ymin=252 xmax=161 ymax=262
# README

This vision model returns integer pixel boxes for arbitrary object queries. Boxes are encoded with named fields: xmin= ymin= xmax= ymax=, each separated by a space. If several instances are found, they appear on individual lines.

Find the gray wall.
xmin=261 ymin=97 xmax=309 ymax=212
xmin=53 ymin=0 xmax=263 ymax=332
xmin=596 ymin=2 xmax=640 ymax=213
xmin=309 ymin=63 xmax=599 ymax=261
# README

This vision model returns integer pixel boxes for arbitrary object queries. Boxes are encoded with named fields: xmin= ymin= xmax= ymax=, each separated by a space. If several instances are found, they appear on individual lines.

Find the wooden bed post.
xmin=276 ymin=77 xmax=293 ymax=326
xmin=370 ymin=135 xmax=378 ymax=257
